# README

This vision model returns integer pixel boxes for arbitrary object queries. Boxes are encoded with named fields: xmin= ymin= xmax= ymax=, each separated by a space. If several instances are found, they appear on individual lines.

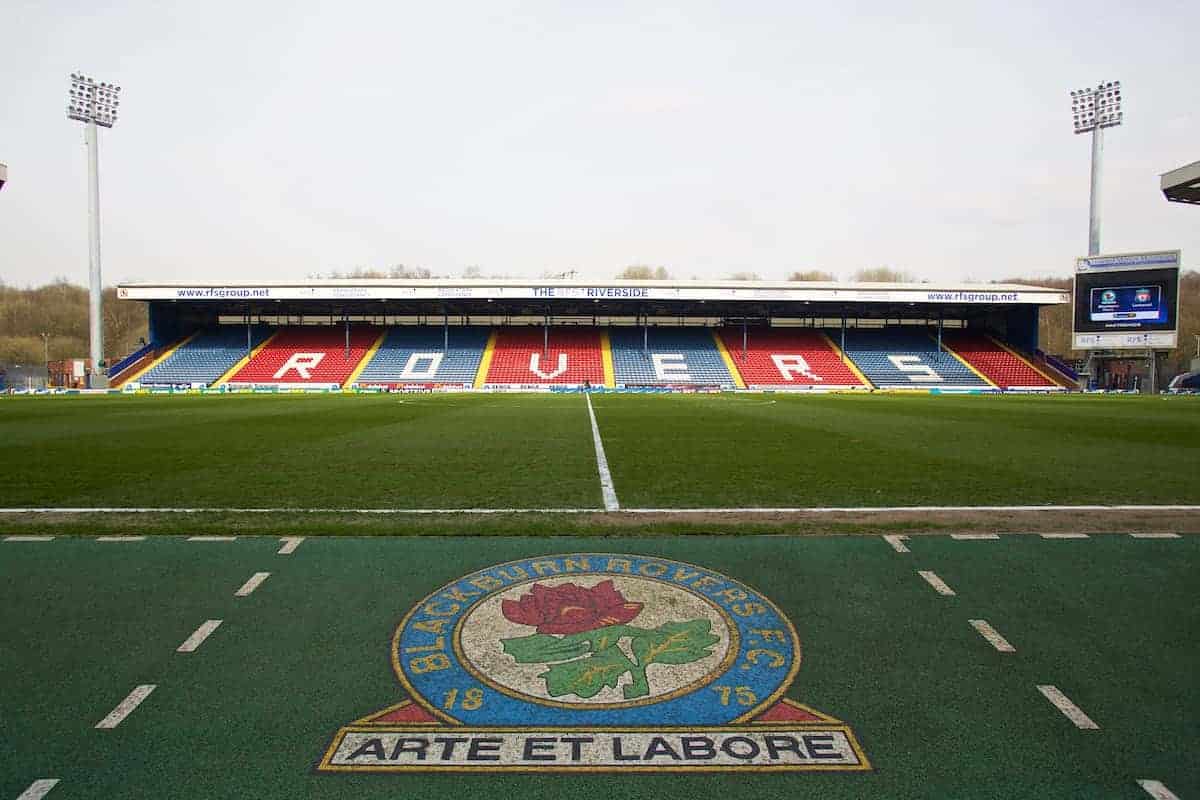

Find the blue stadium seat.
xmin=835 ymin=328 xmax=989 ymax=388
xmin=609 ymin=328 xmax=734 ymax=386
xmin=356 ymin=327 xmax=489 ymax=385
xmin=139 ymin=327 xmax=270 ymax=386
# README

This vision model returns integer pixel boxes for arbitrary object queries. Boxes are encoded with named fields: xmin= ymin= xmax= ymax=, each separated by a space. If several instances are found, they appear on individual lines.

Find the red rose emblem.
xmin=501 ymin=580 xmax=643 ymax=635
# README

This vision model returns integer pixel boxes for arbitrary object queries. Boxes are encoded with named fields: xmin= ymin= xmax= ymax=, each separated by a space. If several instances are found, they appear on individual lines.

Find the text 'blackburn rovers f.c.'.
xmin=318 ymin=554 xmax=870 ymax=772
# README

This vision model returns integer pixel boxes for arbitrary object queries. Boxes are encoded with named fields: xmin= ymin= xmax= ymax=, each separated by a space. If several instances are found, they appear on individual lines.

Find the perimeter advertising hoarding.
xmin=1073 ymin=251 xmax=1180 ymax=350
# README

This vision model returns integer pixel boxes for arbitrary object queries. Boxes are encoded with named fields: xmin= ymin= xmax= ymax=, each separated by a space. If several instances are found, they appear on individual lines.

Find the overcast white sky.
xmin=1 ymin=0 xmax=1196 ymax=287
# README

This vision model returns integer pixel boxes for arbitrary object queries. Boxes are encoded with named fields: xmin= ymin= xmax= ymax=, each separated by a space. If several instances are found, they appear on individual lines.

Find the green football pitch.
xmin=1 ymin=533 xmax=1195 ymax=798
xmin=0 ymin=394 xmax=1197 ymax=536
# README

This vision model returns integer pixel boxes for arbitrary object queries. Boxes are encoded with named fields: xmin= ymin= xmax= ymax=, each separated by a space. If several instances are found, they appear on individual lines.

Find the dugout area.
xmin=1 ymin=533 xmax=1195 ymax=799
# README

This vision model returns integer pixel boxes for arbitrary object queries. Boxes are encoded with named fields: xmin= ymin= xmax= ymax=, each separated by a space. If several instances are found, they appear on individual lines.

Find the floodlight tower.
xmin=66 ymin=73 xmax=122 ymax=384
xmin=1070 ymin=81 xmax=1122 ymax=256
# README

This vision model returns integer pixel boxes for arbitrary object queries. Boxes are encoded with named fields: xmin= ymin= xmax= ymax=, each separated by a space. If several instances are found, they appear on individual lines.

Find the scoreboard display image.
xmin=1073 ymin=251 xmax=1180 ymax=349
xmin=1088 ymin=285 xmax=1167 ymax=323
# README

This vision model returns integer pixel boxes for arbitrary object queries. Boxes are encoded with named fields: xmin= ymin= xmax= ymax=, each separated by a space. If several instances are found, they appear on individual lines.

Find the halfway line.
xmin=585 ymin=393 xmax=620 ymax=511
xmin=95 ymin=685 xmax=156 ymax=729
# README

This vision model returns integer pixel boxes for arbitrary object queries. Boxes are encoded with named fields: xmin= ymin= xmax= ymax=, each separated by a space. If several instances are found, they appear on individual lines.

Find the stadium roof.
xmin=1161 ymin=160 xmax=1200 ymax=205
xmin=118 ymin=278 xmax=1068 ymax=306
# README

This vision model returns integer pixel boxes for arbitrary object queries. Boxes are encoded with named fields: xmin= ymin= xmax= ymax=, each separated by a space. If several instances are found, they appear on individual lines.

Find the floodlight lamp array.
xmin=67 ymin=73 xmax=121 ymax=128
xmin=1070 ymin=80 xmax=1121 ymax=134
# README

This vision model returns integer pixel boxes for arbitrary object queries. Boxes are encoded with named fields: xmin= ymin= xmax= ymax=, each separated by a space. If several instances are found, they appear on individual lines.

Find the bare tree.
xmin=617 ymin=265 xmax=670 ymax=280
xmin=726 ymin=272 xmax=761 ymax=281
xmin=788 ymin=270 xmax=836 ymax=281
xmin=853 ymin=267 xmax=916 ymax=283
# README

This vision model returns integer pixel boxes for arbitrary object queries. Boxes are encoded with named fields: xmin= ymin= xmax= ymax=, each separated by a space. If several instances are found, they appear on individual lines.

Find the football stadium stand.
xmin=356 ymin=327 xmax=489 ymax=386
xmin=837 ymin=328 xmax=992 ymax=389
xmin=482 ymin=327 xmax=605 ymax=386
xmin=718 ymin=328 xmax=866 ymax=389
xmin=941 ymin=331 xmax=1060 ymax=390
xmin=609 ymin=328 xmax=735 ymax=387
xmin=224 ymin=326 xmax=383 ymax=387
xmin=115 ymin=322 xmax=1069 ymax=393
xmin=137 ymin=327 xmax=271 ymax=386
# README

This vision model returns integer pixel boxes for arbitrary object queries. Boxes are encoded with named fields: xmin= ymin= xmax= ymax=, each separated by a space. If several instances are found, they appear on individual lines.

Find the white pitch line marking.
xmin=177 ymin=619 xmax=223 ymax=653
xmin=969 ymin=619 xmax=1015 ymax=652
xmin=2 ymin=504 xmax=1199 ymax=514
xmin=277 ymin=536 xmax=305 ymax=555
xmin=187 ymin=535 xmax=237 ymax=542
xmin=95 ymin=684 xmax=156 ymax=729
xmin=235 ymin=572 xmax=270 ymax=597
xmin=1137 ymin=779 xmax=1181 ymax=799
xmin=1130 ymin=533 xmax=1181 ymax=539
xmin=951 ymin=533 xmax=1000 ymax=540
xmin=1037 ymin=685 xmax=1099 ymax=729
xmin=4 ymin=535 xmax=55 ymax=542
xmin=917 ymin=570 xmax=956 ymax=596
xmin=585 ymin=393 xmax=620 ymax=512
xmin=883 ymin=534 xmax=910 ymax=553
xmin=15 ymin=780 xmax=60 ymax=800
xmin=97 ymin=535 xmax=146 ymax=542
xmin=1040 ymin=533 xmax=1090 ymax=539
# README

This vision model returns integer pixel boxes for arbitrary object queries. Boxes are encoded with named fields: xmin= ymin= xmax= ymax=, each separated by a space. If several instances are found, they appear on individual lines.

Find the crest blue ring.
xmin=393 ymin=553 xmax=800 ymax=726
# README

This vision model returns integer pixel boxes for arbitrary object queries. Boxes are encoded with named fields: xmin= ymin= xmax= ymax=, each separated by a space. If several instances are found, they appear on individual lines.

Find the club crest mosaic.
xmin=318 ymin=554 xmax=869 ymax=772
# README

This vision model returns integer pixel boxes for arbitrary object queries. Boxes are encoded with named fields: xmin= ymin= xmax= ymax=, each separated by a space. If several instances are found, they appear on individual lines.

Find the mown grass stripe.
xmin=95 ymin=685 xmax=156 ymax=729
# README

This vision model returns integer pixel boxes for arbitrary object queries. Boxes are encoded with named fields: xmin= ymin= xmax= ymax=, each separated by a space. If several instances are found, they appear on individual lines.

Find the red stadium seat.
xmin=941 ymin=332 xmax=1057 ymax=389
xmin=484 ymin=328 xmax=604 ymax=385
xmin=227 ymin=327 xmax=381 ymax=386
xmin=718 ymin=329 xmax=866 ymax=387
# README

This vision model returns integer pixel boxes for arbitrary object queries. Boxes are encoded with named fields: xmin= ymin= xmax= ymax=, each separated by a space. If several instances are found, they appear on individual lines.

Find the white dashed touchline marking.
xmin=277 ymin=536 xmax=305 ymax=554
xmin=882 ymin=534 xmax=910 ymax=553
xmin=95 ymin=685 xmax=156 ymax=729
xmin=951 ymin=533 xmax=1000 ymax=540
xmin=15 ymin=779 xmax=59 ymax=799
xmin=1130 ymin=533 xmax=1181 ymax=539
xmin=235 ymin=572 xmax=270 ymax=597
xmin=1037 ymin=685 xmax=1099 ymax=729
xmin=177 ymin=620 xmax=223 ymax=653
xmin=4 ymin=535 xmax=54 ymax=542
xmin=1137 ymin=779 xmax=1181 ymax=799
xmin=97 ymin=535 xmax=146 ymax=542
xmin=1040 ymin=533 xmax=1089 ymax=539
xmin=969 ymin=619 xmax=1015 ymax=652
xmin=187 ymin=536 xmax=237 ymax=542
xmin=917 ymin=570 xmax=956 ymax=596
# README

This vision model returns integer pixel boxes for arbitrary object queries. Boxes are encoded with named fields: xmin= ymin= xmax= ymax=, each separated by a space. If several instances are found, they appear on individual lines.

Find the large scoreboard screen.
xmin=1073 ymin=251 xmax=1180 ymax=350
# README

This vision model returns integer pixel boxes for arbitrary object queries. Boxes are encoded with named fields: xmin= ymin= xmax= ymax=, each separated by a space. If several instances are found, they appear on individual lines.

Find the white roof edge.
xmin=116 ymin=278 xmax=1065 ymax=293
